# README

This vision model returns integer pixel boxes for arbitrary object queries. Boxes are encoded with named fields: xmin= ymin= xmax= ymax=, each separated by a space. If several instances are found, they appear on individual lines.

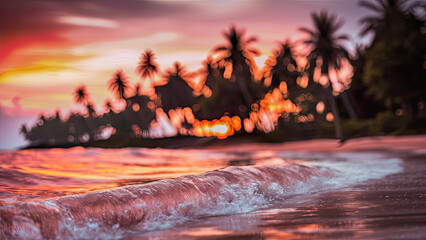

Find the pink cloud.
xmin=0 ymin=98 xmax=40 ymax=117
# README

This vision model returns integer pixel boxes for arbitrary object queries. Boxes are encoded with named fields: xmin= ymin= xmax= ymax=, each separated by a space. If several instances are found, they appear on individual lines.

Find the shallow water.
xmin=1 ymin=143 xmax=425 ymax=239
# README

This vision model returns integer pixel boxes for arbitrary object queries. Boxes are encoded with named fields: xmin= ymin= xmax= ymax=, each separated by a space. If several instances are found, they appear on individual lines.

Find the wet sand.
xmin=207 ymin=135 xmax=426 ymax=153
xmin=128 ymin=135 xmax=426 ymax=239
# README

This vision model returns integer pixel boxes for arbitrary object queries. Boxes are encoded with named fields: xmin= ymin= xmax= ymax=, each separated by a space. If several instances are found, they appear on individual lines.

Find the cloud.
xmin=0 ymin=0 xmax=191 ymax=35
xmin=0 ymin=0 xmax=197 ymax=66
xmin=12 ymin=97 xmax=22 ymax=112
xmin=58 ymin=16 xmax=120 ymax=28
xmin=0 ymin=98 xmax=40 ymax=117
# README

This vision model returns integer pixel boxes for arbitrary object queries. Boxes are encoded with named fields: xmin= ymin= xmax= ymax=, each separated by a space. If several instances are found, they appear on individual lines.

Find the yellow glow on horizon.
xmin=0 ymin=61 xmax=71 ymax=85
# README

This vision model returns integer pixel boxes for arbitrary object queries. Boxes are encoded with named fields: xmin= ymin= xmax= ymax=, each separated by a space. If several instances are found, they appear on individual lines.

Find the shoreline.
xmin=204 ymin=134 xmax=426 ymax=153
xmin=21 ymin=134 xmax=426 ymax=153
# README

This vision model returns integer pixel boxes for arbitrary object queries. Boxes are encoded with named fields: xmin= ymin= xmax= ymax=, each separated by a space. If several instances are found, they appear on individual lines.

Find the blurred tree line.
xmin=20 ymin=0 xmax=425 ymax=146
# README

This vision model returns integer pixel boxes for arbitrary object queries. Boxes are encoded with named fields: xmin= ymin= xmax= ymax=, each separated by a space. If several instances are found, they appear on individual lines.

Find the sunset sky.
xmin=0 ymin=0 xmax=372 ymax=149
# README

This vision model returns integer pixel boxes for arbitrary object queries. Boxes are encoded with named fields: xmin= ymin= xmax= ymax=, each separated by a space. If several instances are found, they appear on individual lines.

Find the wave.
xmin=0 ymin=163 xmax=331 ymax=239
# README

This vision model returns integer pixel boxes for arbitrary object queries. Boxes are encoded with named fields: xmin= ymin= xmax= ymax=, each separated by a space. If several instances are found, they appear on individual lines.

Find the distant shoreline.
xmin=21 ymin=116 xmax=426 ymax=150
xmin=22 ymin=132 xmax=426 ymax=152
xmin=204 ymin=134 xmax=426 ymax=153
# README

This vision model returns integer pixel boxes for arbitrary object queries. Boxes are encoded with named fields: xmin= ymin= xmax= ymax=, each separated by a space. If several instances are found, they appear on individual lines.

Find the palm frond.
xmin=109 ymin=69 xmax=129 ymax=99
xmin=303 ymin=40 xmax=315 ymax=45
xmin=299 ymin=27 xmax=315 ymax=36
xmin=359 ymin=16 xmax=382 ymax=24
xmin=359 ymin=0 xmax=383 ymax=12
xmin=245 ymin=36 xmax=258 ymax=44
xmin=336 ymin=34 xmax=350 ymax=41
xmin=213 ymin=45 xmax=228 ymax=52
xmin=332 ymin=18 xmax=345 ymax=33
xmin=407 ymin=1 xmax=426 ymax=11
xmin=137 ymin=49 xmax=159 ymax=79
xmin=247 ymin=48 xmax=261 ymax=56
xmin=360 ymin=24 xmax=376 ymax=36
xmin=73 ymin=85 xmax=89 ymax=105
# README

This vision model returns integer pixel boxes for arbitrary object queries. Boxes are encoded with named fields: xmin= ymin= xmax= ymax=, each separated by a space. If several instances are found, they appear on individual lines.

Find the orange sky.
xmin=0 ymin=0 xmax=372 ymax=149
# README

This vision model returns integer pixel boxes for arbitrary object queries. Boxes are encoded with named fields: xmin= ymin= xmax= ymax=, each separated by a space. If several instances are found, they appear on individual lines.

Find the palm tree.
xmin=300 ymin=11 xmax=353 ymax=140
xmin=264 ymin=40 xmax=321 ymax=124
xmin=19 ymin=124 xmax=29 ymax=140
xmin=213 ymin=25 xmax=263 ymax=107
xmin=265 ymin=40 xmax=299 ymax=92
xmin=358 ymin=0 xmax=420 ymax=37
xmin=108 ymin=69 xmax=129 ymax=100
xmin=72 ymin=85 xmax=98 ymax=140
xmin=154 ymin=62 xmax=197 ymax=113
xmin=359 ymin=0 xmax=425 ymax=118
xmin=73 ymin=85 xmax=90 ymax=105
xmin=200 ymin=56 xmax=218 ymax=91
xmin=137 ymin=49 xmax=159 ymax=84
xmin=86 ymin=103 xmax=96 ymax=118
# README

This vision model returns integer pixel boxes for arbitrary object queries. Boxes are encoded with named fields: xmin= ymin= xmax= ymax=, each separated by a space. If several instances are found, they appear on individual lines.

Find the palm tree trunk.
xmin=328 ymin=87 xmax=344 ymax=140
xmin=234 ymin=60 xmax=254 ymax=107
xmin=237 ymin=72 xmax=254 ymax=106
xmin=340 ymin=91 xmax=359 ymax=120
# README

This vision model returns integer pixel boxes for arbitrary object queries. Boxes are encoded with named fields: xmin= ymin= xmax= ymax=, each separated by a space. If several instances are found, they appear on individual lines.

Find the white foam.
xmin=128 ymin=175 xmax=326 ymax=233
xmin=278 ymin=152 xmax=403 ymax=190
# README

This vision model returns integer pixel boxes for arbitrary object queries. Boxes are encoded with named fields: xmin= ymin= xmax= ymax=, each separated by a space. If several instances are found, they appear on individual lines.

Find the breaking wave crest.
xmin=0 ymin=163 xmax=331 ymax=239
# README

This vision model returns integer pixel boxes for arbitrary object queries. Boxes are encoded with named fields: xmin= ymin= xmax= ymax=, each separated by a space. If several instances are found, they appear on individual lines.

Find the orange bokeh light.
xmin=247 ymin=87 xmax=296 ymax=133
xmin=192 ymin=115 xmax=241 ymax=139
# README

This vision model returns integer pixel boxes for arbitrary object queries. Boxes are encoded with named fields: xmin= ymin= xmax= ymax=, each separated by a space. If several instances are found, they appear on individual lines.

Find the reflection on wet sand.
xmin=0 ymin=148 xmax=290 ymax=204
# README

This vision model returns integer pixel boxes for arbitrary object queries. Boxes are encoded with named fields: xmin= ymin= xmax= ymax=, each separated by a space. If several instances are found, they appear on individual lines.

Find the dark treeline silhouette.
xmin=355 ymin=0 xmax=425 ymax=119
xmin=20 ymin=0 xmax=425 ymax=146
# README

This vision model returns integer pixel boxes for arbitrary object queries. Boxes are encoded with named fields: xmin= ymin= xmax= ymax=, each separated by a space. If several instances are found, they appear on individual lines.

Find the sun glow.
xmin=193 ymin=116 xmax=241 ymax=139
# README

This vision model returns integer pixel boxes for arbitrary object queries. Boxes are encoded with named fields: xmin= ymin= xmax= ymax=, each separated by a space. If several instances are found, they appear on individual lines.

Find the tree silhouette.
xmin=263 ymin=40 xmax=323 ymax=124
xmin=137 ymin=49 xmax=159 ymax=84
xmin=359 ymin=0 xmax=425 ymax=118
xmin=213 ymin=25 xmax=263 ymax=107
xmin=72 ymin=85 xmax=99 ymax=141
xmin=300 ymin=11 xmax=353 ymax=139
xmin=26 ymin=14 xmax=426 ymax=146
xmin=155 ymin=62 xmax=197 ymax=113
xmin=19 ymin=124 xmax=29 ymax=140
xmin=349 ymin=45 xmax=386 ymax=118
xmin=200 ymin=56 xmax=218 ymax=91
xmin=126 ymin=94 xmax=156 ymax=131
xmin=109 ymin=69 xmax=129 ymax=100
xmin=359 ymin=0 xmax=421 ymax=37
xmin=265 ymin=40 xmax=299 ymax=92
xmin=73 ymin=85 xmax=90 ymax=105
xmin=86 ymin=103 xmax=96 ymax=117
xmin=197 ymin=56 xmax=249 ymax=119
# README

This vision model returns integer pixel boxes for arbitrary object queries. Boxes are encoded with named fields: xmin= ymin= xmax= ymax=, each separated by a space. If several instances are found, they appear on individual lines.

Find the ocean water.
xmin=1 ymin=143 xmax=425 ymax=239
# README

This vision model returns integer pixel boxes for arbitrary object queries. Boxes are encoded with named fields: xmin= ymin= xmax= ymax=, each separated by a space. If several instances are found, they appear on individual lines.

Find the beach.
xmin=139 ymin=137 xmax=426 ymax=239
xmin=1 ymin=135 xmax=425 ymax=239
